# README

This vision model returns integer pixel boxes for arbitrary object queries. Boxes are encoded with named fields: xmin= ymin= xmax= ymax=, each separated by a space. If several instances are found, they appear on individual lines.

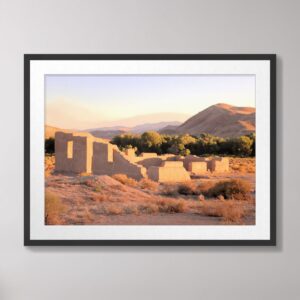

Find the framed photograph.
xmin=24 ymin=54 xmax=276 ymax=246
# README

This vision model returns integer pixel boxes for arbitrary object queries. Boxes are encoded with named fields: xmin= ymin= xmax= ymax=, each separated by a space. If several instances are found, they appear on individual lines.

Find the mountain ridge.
xmin=45 ymin=103 xmax=255 ymax=139
xmin=170 ymin=103 xmax=255 ymax=137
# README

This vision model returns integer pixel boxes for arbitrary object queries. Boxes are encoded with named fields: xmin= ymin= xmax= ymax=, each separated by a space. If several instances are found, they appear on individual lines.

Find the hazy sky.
xmin=45 ymin=75 xmax=255 ymax=130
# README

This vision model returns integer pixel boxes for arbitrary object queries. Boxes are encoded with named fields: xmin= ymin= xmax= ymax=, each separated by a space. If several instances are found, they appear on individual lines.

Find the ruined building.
xmin=55 ymin=132 xmax=229 ymax=182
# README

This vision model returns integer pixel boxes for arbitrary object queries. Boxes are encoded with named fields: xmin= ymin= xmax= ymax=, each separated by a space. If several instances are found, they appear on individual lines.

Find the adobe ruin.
xmin=54 ymin=132 xmax=229 ymax=182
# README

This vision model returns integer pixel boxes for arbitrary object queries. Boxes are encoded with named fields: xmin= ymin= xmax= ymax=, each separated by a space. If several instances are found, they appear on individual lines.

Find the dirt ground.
xmin=45 ymin=156 xmax=255 ymax=226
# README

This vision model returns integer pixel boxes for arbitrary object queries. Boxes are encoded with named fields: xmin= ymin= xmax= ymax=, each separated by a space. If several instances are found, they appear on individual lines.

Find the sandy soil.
xmin=45 ymin=164 xmax=255 ymax=226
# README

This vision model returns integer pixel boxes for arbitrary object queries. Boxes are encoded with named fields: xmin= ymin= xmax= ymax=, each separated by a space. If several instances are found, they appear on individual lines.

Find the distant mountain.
xmin=131 ymin=121 xmax=181 ymax=133
xmin=159 ymin=125 xmax=179 ymax=135
xmin=45 ymin=125 xmax=74 ymax=139
xmin=90 ymin=129 xmax=128 ymax=139
xmin=174 ymin=103 xmax=255 ymax=137
xmin=86 ymin=126 xmax=131 ymax=132
xmin=89 ymin=121 xmax=182 ymax=139
xmin=46 ymin=104 xmax=255 ymax=140
xmin=85 ymin=113 xmax=190 ymax=130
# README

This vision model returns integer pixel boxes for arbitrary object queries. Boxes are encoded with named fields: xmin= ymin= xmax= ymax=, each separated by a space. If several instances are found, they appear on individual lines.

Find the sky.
xmin=45 ymin=75 xmax=255 ymax=130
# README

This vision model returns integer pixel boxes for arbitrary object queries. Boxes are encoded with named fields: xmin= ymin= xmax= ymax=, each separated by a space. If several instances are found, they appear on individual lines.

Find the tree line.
xmin=111 ymin=132 xmax=255 ymax=157
xmin=45 ymin=132 xmax=255 ymax=157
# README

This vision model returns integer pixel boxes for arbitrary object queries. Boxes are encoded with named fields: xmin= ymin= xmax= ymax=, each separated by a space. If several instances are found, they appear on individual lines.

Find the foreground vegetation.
xmin=45 ymin=157 xmax=255 ymax=226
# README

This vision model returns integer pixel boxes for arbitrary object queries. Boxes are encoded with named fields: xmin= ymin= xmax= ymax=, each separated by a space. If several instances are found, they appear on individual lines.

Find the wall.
xmin=0 ymin=0 xmax=298 ymax=299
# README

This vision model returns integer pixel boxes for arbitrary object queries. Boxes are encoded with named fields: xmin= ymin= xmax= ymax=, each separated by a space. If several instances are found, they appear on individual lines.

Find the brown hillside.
xmin=176 ymin=103 xmax=255 ymax=137
xmin=45 ymin=125 xmax=73 ymax=139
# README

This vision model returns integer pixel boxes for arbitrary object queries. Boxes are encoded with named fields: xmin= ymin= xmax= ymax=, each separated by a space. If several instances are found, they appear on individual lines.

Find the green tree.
xmin=180 ymin=148 xmax=191 ymax=156
xmin=45 ymin=138 xmax=55 ymax=154
xmin=231 ymin=136 xmax=253 ymax=156
xmin=141 ymin=131 xmax=163 ymax=152
xmin=178 ymin=134 xmax=197 ymax=145
xmin=167 ymin=143 xmax=188 ymax=155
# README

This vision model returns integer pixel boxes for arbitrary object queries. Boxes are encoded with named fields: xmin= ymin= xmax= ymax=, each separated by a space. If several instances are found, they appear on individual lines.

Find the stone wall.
xmin=187 ymin=161 xmax=208 ymax=173
xmin=55 ymin=132 xmax=229 ymax=181
xmin=55 ymin=132 xmax=147 ymax=180
xmin=112 ymin=150 xmax=147 ymax=180
xmin=55 ymin=132 xmax=94 ymax=173
xmin=147 ymin=161 xmax=190 ymax=182
xmin=183 ymin=155 xmax=208 ymax=170
xmin=208 ymin=157 xmax=229 ymax=172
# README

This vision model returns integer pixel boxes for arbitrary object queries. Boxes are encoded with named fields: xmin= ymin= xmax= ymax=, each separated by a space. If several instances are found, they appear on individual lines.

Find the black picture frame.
xmin=24 ymin=54 xmax=276 ymax=246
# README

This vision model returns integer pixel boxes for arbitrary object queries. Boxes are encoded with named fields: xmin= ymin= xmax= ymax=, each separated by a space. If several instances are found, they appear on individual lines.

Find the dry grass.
xmin=156 ymin=199 xmax=187 ymax=213
xmin=139 ymin=178 xmax=159 ymax=191
xmin=82 ymin=179 xmax=97 ymax=188
xmin=160 ymin=184 xmax=178 ymax=196
xmin=45 ymin=191 xmax=66 ymax=225
xmin=203 ymin=179 xmax=252 ymax=201
xmin=105 ymin=204 xmax=123 ymax=215
xmin=45 ymin=172 xmax=255 ymax=225
xmin=177 ymin=181 xmax=199 ymax=195
xmin=230 ymin=157 xmax=255 ymax=173
xmin=123 ymin=205 xmax=140 ymax=215
xmin=201 ymin=200 xmax=245 ymax=224
xmin=138 ymin=203 xmax=160 ymax=214
xmin=91 ymin=194 xmax=111 ymax=202
xmin=45 ymin=155 xmax=55 ymax=177
xmin=92 ymin=198 xmax=189 ymax=216
xmin=137 ymin=198 xmax=188 ymax=214
xmin=198 ymin=181 xmax=215 ymax=194
xmin=112 ymin=174 xmax=138 ymax=187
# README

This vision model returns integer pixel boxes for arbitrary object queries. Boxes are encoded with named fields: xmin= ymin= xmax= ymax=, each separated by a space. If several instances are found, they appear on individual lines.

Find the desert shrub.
xmin=198 ymin=181 xmax=215 ymax=194
xmin=139 ymin=178 xmax=159 ymax=191
xmin=201 ymin=200 xmax=245 ymax=223
xmin=91 ymin=194 xmax=110 ymax=202
xmin=157 ymin=199 xmax=186 ymax=213
xmin=112 ymin=174 xmax=137 ymax=187
xmin=93 ymin=186 xmax=102 ymax=192
xmin=45 ymin=191 xmax=66 ymax=225
xmin=45 ymin=155 xmax=55 ymax=177
xmin=138 ymin=203 xmax=159 ymax=214
xmin=106 ymin=204 xmax=123 ymax=215
xmin=198 ymin=194 xmax=205 ymax=201
xmin=160 ymin=184 xmax=178 ymax=196
xmin=177 ymin=181 xmax=199 ymax=195
xmin=123 ymin=205 xmax=139 ymax=215
xmin=81 ymin=179 xmax=97 ymax=188
xmin=204 ymin=179 xmax=251 ymax=200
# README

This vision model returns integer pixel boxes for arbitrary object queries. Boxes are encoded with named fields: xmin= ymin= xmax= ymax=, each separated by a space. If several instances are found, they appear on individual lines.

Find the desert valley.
xmin=45 ymin=103 xmax=256 ymax=226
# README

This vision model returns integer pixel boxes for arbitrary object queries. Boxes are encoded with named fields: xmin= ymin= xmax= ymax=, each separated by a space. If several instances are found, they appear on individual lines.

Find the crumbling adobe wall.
xmin=187 ymin=161 xmax=208 ymax=174
xmin=55 ymin=132 xmax=94 ymax=173
xmin=124 ymin=148 xmax=136 ymax=158
xmin=136 ymin=157 xmax=164 ymax=168
xmin=183 ymin=155 xmax=229 ymax=173
xmin=139 ymin=152 xmax=158 ymax=158
xmin=55 ymin=132 xmax=228 ymax=181
xmin=55 ymin=132 xmax=146 ymax=179
xmin=91 ymin=142 xmax=115 ymax=176
xmin=183 ymin=155 xmax=208 ymax=170
xmin=112 ymin=150 xmax=147 ymax=180
xmin=134 ymin=153 xmax=180 ymax=168
xmin=147 ymin=161 xmax=190 ymax=182
xmin=208 ymin=157 xmax=229 ymax=172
